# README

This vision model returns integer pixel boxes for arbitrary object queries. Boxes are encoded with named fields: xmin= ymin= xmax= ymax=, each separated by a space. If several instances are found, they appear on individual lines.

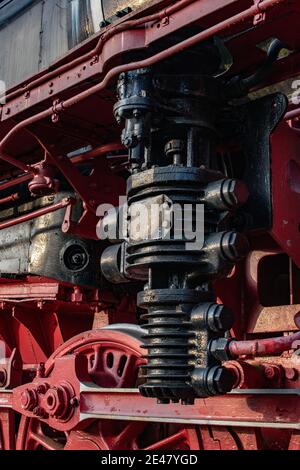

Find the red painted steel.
xmin=0 ymin=0 xmax=299 ymax=451
xmin=14 ymin=330 xmax=203 ymax=450
xmin=229 ymin=332 xmax=300 ymax=357
xmin=6 ymin=329 xmax=300 ymax=450
xmin=0 ymin=193 xmax=19 ymax=206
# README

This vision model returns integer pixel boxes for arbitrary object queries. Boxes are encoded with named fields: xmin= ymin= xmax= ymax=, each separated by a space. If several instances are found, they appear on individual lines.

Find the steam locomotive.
xmin=0 ymin=0 xmax=300 ymax=451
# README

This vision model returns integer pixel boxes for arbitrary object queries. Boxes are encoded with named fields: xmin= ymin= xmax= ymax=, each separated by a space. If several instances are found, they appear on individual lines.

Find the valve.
xmin=105 ymin=39 xmax=250 ymax=404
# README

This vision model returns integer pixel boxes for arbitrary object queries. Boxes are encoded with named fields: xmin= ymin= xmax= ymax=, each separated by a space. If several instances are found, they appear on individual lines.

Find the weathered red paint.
xmin=0 ymin=0 xmax=299 ymax=451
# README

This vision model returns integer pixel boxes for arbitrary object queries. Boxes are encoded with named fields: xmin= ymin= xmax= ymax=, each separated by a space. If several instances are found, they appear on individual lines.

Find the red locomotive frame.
xmin=1 ymin=0 xmax=300 ymax=450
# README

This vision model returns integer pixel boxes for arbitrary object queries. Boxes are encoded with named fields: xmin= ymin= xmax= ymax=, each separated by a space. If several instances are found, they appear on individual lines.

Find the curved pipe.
xmin=242 ymin=38 xmax=288 ymax=90
xmin=229 ymin=331 xmax=300 ymax=357
xmin=0 ymin=0 xmax=286 ymax=171
xmin=224 ymin=38 xmax=288 ymax=99
xmin=285 ymin=107 xmax=300 ymax=121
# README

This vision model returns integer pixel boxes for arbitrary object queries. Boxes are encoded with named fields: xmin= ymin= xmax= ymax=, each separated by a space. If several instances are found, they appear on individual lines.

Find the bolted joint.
xmin=209 ymin=337 xmax=233 ymax=362
xmin=122 ymin=134 xmax=139 ymax=149
xmin=44 ymin=383 xmax=74 ymax=420
xmin=213 ymin=366 xmax=237 ymax=394
xmin=165 ymin=139 xmax=185 ymax=165
xmin=191 ymin=365 xmax=236 ymax=397
xmin=191 ymin=302 xmax=234 ymax=332
xmin=223 ymin=179 xmax=249 ymax=208
xmin=204 ymin=179 xmax=249 ymax=211
xmin=21 ymin=388 xmax=38 ymax=411
xmin=220 ymin=231 xmax=250 ymax=261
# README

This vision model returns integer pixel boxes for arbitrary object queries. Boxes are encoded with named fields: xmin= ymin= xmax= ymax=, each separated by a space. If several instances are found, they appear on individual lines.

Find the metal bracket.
xmin=0 ymin=348 xmax=22 ymax=390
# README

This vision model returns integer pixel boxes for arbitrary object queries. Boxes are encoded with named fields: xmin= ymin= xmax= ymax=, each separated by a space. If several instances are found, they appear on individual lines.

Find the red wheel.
xmin=16 ymin=327 xmax=201 ymax=450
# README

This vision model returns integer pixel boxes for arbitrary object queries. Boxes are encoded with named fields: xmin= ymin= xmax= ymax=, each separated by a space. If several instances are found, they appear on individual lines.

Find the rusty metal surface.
xmin=79 ymin=387 xmax=300 ymax=429
xmin=103 ymin=0 xmax=158 ymax=18
xmin=0 ymin=191 xmax=101 ymax=287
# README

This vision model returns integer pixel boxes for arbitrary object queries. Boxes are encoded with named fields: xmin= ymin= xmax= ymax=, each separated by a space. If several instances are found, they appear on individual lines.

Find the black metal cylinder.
xmin=110 ymin=57 xmax=249 ymax=404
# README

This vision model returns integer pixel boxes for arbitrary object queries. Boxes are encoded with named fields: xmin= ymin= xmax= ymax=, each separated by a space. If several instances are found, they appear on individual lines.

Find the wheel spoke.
xmin=117 ymin=354 xmax=140 ymax=387
xmin=144 ymin=429 xmax=189 ymax=450
xmin=115 ymin=421 xmax=147 ymax=449
xmin=29 ymin=431 xmax=64 ymax=450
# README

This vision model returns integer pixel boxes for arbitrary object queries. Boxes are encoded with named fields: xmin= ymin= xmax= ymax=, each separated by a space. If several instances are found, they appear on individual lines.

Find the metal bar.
xmin=6 ymin=383 xmax=300 ymax=429
xmin=0 ymin=197 xmax=75 ymax=231
xmin=229 ymin=331 xmax=300 ymax=357
xmin=82 ymin=387 xmax=300 ymax=395
xmin=0 ymin=193 xmax=19 ymax=205
xmin=0 ymin=143 xmax=122 ymax=194
xmin=0 ymin=151 xmax=31 ymax=173
xmin=79 ymin=414 xmax=300 ymax=429
xmin=79 ymin=385 xmax=300 ymax=429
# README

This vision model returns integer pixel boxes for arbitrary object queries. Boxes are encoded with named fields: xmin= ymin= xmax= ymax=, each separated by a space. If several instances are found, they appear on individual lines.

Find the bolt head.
xmin=214 ymin=367 xmax=236 ymax=394
xmin=221 ymin=232 xmax=249 ymax=261
xmin=285 ymin=368 xmax=298 ymax=381
xmin=209 ymin=338 xmax=232 ymax=362
xmin=208 ymin=304 xmax=234 ymax=332
xmin=164 ymin=139 xmax=184 ymax=157
xmin=70 ymin=397 xmax=79 ymax=407
xmin=21 ymin=389 xmax=38 ymax=411
xmin=225 ymin=180 xmax=249 ymax=207
xmin=263 ymin=365 xmax=282 ymax=380
xmin=44 ymin=384 xmax=72 ymax=420
xmin=123 ymin=137 xmax=133 ymax=147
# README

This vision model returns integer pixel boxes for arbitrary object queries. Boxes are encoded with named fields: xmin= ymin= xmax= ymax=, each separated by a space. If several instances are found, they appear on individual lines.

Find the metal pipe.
xmin=0 ymin=197 xmax=75 ymax=231
xmin=229 ymin=331 xmax=300 ymax=357
xmin=0 ymin=151 xmax=31 ymax=172
xmin=285 ymin=108 xmax=300 ymax=121
xmin=0 ymin=174 xmax=31 ymax=192
xmin=225 ymin=38 xmax=288 ymax=99
xmin=70 ymin=142 xmax=124 ymax=163
xmin=0 ymin=193 xmax=19 ymax=206
xmin=0 ymin=0 xmax=285 ymax=170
